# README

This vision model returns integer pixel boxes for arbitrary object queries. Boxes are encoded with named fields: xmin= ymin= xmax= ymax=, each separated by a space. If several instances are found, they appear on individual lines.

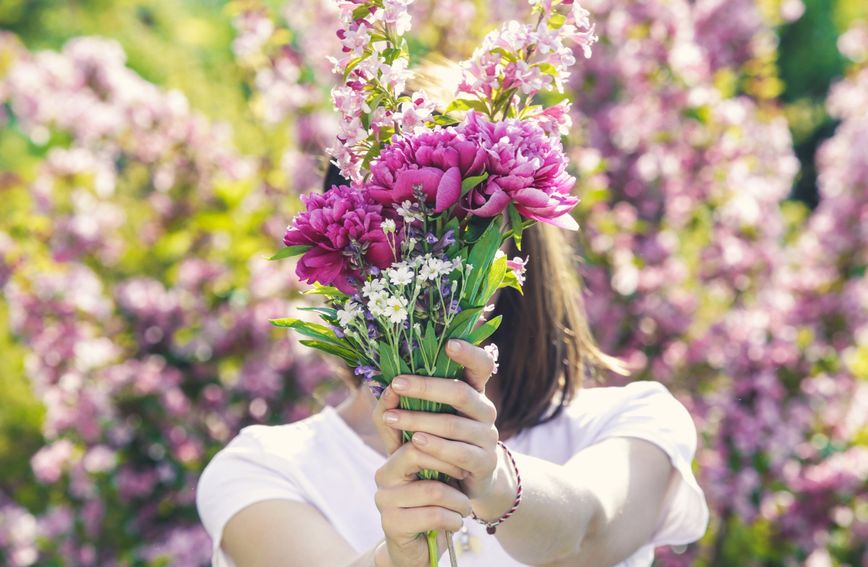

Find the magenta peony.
xmin=368 ymin=126 xmax=487 ymax=213
xmin=462 ymin=111 xmax=579 ymax=230
xmin=283 ymin=184 xmax=395 ymax=293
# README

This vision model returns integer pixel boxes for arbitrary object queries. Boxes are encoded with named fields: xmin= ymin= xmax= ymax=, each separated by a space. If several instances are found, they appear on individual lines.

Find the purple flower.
xmin=354 ymin=365 xmax=377 ymax=381
xmin=368 ymin=126 xmax=486 ymax=213
xmin=364 ymin=377 xmax=385 ymax=399
xmin=461 ymin=111 xmax=579 ymax=230
xmin=283 ymin=184 xmax=396 ymax=294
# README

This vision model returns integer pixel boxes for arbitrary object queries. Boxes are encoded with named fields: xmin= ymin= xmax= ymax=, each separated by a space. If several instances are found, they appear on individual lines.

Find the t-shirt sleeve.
xmin=195 ymin=427 xmax=307 ymax=565
xmin=594 ymin=381 xmax=710 ymax=546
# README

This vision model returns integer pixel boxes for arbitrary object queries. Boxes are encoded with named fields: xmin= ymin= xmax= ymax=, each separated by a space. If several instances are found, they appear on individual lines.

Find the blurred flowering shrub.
xmin=0 ymin=19 xmax=339 ymax=565
xmin=0 ymin=1 xmax=866 ymax=566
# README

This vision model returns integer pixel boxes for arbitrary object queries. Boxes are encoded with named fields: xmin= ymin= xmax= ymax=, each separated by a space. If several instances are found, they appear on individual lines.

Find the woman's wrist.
xmin=469 ymin=444 xmax=519 ymax=523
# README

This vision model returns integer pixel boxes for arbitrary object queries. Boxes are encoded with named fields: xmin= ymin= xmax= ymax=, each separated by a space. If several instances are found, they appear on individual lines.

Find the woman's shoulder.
xmin=229 ymin=407 xmax=338 ymax=461
xmin=511 ymin=380 xmax=696 ymax=461
xmin=564 ymin=380 xmax=687 ymax=424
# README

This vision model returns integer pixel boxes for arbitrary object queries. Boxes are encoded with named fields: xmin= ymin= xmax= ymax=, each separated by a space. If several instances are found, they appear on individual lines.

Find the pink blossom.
xmin=368 ymin=126 xmax=486 ymax=212
xmin=462 ymin=111 xmax=579 ymax=229
xmin=283 ymin=184 xmax=395 ymax=293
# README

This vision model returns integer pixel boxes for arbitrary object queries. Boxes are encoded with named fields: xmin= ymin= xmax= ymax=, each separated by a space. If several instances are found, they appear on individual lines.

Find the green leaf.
xmin=351 ymin=4 xmax=371 ymax=21
xmin=270 ymin=317 xmax=299 ymax=328
xmin=465 ymin=315 xmax=503 ymax=345
xmin=270 ymin=318 xmax=345 ymax=347
xmin=507 ymin=203 xmax=523 ymax=251
xmin=547 ymin=13 xmax=567 ymax=29
xmin=343 ymin=54 xmax=369 ymax=80
xmin=536 ymin=62 xmax=559 ymax=77
xmin=502 ymin=269 xmax=524 ymax=295
xmin=421 ymin=322 xmax=438 ymax=367
xmin=299 ymin=340 xmax=358 ymax=364
xmin=445 ymin=98 xmax=489 ymax=114
xmin=460 ymin=172 xmax=489 ymax=197
xmin=378 ymin=341 xmax=400 ymax=383
xmin=518 ymin=104 xmax=543 ymax=120
xmin=297 ymin=306 xmax=339 ymax=319
xmin=445 ymin=307 xmax=483 ymax=338
xmin=465 ymin=220 xmax=503 ymax=304
xmin=490 ymin=47 xmax=518 ymax=62
xmin=302 ymin=283 xmax=349 ymax=300
xmin=433 ymin=347 xmax=462 ymax=379
xmin=430 ymin=114 xmax=460 ymax=127
xmin=480 ymin=254 xmax=507 ymax=303
xmin=268 ymin=245 xmax=311 ymax=261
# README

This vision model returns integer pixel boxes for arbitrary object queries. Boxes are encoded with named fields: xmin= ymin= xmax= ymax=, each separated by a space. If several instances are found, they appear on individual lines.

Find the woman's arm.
xmin=471 ymin=436 xmax=677 ymax=566
xmin=221 ymin=442 xmax=471 ymax=567
xmin=222 ymin=499 xmax=382 ymax=567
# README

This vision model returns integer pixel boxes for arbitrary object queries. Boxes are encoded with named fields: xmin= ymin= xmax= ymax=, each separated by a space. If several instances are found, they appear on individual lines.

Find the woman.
xmin=196 ymin=167 xmax=709 ymax=567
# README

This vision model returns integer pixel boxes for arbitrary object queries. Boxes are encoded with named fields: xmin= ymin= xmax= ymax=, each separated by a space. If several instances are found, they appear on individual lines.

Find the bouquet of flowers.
xmin=271 ymin=0 xmax=597 ymax=564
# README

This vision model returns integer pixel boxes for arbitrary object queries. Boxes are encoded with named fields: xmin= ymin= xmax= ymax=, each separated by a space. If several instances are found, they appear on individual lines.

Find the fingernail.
xmin=447 ymin=340 xmax=461 ymax=354
xmin=383 ymin=411 xmax=398 ymax=424
xmin=412 ymin=432 xmax=428 ymax=446
xmin=392 ymin=377 xmax=409 ymax=391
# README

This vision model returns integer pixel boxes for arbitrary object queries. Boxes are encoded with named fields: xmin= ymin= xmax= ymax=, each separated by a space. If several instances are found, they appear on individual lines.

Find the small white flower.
xmin=362 ymin=278 xmax=386 ymax=298
xmin=436 ymin=258 xmax=454 ymax=277
xmin=381 ymin=219 xmax=396 ymax=233
xmin=495 ymin=249 xmax=506 ymax=260
xmin=368 ymin=293 xmax=389 ymax=318
xmin=386 ymin=296 xmax=409 ymax=324
xmin=396 ymin=200 xmax=422 ymax=223
xmin=484 ymin=343 xmax=500 ymax=374
xmin=337 ymin=302 xmax=362 ymax=326
xmin=387 ymin=264 xmax=415 ymax=286
xmin=419 ymin=259 xmax=439 ymax=281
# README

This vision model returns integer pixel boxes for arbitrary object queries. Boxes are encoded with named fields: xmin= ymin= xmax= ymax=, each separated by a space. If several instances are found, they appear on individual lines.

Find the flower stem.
xmin=427 ymin=530 xmax=438 ymax=567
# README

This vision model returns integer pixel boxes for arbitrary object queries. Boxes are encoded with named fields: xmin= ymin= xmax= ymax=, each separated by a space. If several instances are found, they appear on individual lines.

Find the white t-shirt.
xmin=197 ymin=381 xmax=709 ymax=566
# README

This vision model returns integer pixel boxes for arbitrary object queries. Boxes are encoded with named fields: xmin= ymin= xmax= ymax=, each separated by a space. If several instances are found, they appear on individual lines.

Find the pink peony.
xmin=368 ymin=126 xmax=486 ymax=213
xmin=461 ymin=111 xmax=579 ymax=230
xmin=283 ymin=184 xmax=395 ymax=293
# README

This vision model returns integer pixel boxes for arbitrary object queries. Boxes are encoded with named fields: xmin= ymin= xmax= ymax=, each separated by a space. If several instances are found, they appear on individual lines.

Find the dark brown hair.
xmin=489 ymin=224 xmax=627 ymax=438
xmin=323 ymin=164 xmax=627 ymax=437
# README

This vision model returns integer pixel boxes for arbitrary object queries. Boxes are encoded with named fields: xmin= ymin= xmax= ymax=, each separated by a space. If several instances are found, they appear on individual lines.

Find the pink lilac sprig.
xmin=454 ymin=0 xmax=597 ymax=122
xmin=326 ymin=0 xmax=437 ymax=182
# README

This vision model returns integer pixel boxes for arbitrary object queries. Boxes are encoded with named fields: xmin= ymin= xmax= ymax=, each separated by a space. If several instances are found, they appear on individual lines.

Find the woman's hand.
xmin=376 ymin=339 xmax=502 ymax=502
xmin=371 ymin=385 xmax=472 ymax=566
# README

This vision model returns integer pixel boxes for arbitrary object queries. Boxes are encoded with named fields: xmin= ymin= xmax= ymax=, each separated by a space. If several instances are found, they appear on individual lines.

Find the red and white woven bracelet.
xmin=471 ymin=440 xmax=523 ymax=535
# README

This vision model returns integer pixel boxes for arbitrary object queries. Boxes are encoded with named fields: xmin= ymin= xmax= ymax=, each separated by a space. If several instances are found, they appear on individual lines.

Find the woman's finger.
xmin=374 ymin=443 xmax=468 ymax=488
xmin=374 ymin=480 xmax=472 ymax=517
xmin=410 ymin=432 xmax=498 ymax=480
xmin=382 ymin=409 xmax=497 ymax=448
xmin=390 ymin=374 xmax=497 ymax=423
xmin=380 ymin=506 xmax=465 ymax=537
xmin=371 ymin=385 xmax=402 ymax=455
xmin=446 ymin=340 xmax=496 ymax=392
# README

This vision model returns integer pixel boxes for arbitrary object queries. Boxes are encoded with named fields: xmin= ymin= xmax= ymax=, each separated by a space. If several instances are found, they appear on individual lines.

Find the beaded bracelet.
xmin=471 ymin=440 xmax=523 ymax=534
